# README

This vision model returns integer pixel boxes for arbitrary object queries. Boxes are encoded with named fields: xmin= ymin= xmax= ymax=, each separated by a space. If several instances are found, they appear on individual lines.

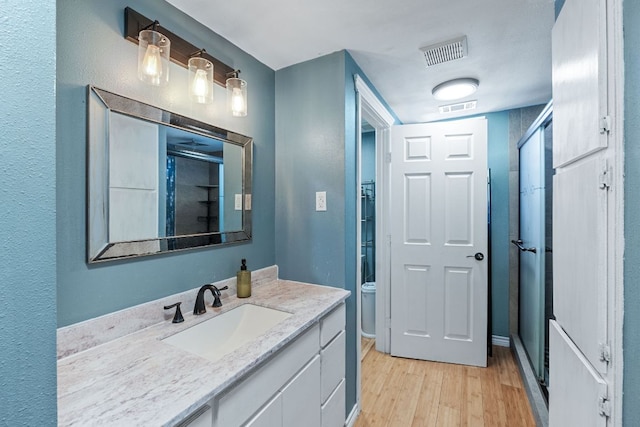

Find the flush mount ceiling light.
xmin=432 ymin=78 xmax=479 ymax=101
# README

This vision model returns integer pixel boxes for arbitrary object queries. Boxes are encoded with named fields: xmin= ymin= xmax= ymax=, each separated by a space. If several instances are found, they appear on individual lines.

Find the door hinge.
xmin=599 ymin=115 xmax=612 ymax=134
xmin=599 ymin=167 xmax=611 ymax=190
xmin=598 ymin=395 xmax=611 ymax=418
xmin=387 ymin=234 xmax=391 ymax=247
xmin=386 ymin=152 xmax=392 ymax=163
xmin=385 ymin=317 xmax=391 ymax=328
xmin=599 ymin=342 xmax=611 ymax=364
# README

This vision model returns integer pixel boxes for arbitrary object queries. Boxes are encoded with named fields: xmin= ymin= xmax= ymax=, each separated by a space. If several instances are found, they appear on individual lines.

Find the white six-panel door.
xmin=390 ymin=118 xmax=488 ymax=367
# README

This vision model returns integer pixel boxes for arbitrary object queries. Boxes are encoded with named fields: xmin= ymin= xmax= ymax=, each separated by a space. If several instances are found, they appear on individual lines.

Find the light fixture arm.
xmin=226 ymin=69 xmax=241 ymax=79
xmin=139 ymin=19 xmax=160 ymax=33
xmin=190 ymin=48 xmax=206 ymax=58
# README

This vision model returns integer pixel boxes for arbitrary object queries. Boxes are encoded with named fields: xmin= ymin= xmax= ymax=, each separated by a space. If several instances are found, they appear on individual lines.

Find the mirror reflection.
xmin=88 ymin=86 xmax=252 ymax=263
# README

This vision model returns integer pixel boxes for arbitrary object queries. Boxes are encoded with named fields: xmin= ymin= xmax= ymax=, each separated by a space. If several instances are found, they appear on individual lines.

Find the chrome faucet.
xmin=193 ymin=284 xmax=229 ymax=315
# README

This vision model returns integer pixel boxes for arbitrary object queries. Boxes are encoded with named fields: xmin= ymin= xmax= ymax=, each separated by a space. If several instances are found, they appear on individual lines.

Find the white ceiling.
xmin=166 ymin=0 xmax=555 ymax=124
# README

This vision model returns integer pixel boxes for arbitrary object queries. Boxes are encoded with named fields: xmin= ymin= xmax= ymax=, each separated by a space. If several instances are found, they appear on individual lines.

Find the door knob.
xmin=466 ymin=252 xmax=484 ymax=261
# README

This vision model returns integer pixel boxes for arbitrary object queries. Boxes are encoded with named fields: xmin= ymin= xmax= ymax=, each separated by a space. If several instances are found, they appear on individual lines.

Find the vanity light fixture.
xmin=125 ymin=8 xmax=248 ymax=115
xmin=432 ymin=78 xmax=479 ymax=101
xmin=137 ymin=22 xmax=170 ymax=86
xmin=188 ymin=50 xmax=214 ymax=104
xmin=226 ymin=71 xmax=248 ymax=117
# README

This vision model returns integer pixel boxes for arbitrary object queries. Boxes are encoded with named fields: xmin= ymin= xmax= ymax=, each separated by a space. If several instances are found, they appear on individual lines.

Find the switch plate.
xmin=235 ymin=194 xmax=242 ymax=210
xmin=316 ymin=191 xmax=327 ymax=211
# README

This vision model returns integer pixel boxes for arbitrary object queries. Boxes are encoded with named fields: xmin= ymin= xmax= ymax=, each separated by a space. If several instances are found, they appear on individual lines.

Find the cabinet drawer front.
xmin=244 ymin=393 xmax=282 ymax=427
xmin=321 ymin=330 xmax=346 ymax=403
xmin=282 ymin=355 xmax=321 ymax=427
xmin=321 ymin=379 xmax=345 ymax=427
xmin=320 ymin=304 xmax=345 ymax=348
xmin=217 ymin=324 xmax=319 ymax=427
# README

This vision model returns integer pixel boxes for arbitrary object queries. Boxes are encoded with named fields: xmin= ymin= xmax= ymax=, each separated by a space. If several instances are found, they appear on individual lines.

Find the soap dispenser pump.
xmin=237 ymin=258 xmax=251 ymax=298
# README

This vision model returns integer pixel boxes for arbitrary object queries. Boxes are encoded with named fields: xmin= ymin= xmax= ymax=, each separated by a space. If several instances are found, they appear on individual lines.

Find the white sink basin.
xmin=162 ymin=304 xmax=292 ymax=362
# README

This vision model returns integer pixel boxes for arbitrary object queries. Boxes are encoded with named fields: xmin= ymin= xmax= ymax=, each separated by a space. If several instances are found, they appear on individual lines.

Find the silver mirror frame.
xmin=87 ymin=86 xmax=253 ymax=263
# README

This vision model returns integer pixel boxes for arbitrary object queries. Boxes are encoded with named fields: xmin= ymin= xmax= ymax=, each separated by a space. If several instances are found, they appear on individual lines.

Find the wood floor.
xmin=355 ymin=339 xmax=536 ymax=427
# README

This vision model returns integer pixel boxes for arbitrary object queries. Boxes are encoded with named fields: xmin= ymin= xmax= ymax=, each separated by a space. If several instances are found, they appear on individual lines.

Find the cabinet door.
xmin=282 ymin=355 xmax=321 ymax=427
xmin=549 ymin=321 xmax=607 ymax=427
xmin=552 ymin=0 xmax=607 ymax=168
xmin=245 ymin=393 xmax=283 ymax=427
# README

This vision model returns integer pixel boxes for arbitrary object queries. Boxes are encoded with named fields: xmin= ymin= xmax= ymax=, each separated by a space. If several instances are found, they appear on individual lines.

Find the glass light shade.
xmin=226 ymin=77 xmax=248 ymax=117
xmin=188 ymin=57 xmax=214 ymax=104
xmin=137 ymin=29 xmax=170 ymax=86
xmin=432 ymin=78 xmax=479 ymax=101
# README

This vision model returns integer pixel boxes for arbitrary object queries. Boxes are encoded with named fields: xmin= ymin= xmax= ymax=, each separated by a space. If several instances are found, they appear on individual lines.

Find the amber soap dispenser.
xmin=237 ymin=258 xmax=251 ymax=298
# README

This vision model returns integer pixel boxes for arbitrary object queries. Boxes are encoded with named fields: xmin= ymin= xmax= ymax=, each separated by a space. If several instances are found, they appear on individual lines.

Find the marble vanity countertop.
xmin=57 ymin=279 xmax=349 ymax=426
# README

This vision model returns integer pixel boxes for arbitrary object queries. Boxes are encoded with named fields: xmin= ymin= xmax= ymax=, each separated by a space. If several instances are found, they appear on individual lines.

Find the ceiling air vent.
xmin=439 ymin=100 xmax=477 ymax=114
xmin=420 ymin=36 xmax=468 ymax=67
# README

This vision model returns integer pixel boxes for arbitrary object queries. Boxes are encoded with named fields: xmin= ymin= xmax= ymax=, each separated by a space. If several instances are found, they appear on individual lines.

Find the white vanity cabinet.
xmin=212 ymin=303 xmax=346 ymax=427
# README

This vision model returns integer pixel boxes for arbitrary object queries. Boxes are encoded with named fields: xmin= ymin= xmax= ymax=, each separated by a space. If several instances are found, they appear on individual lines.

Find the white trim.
xmin=354 ymin=75 xmax=395 ymax=127
xmin=345 ymin=402 xmax=360 ymax=427
xmin=492 ymin=335 xmax=510 ymax=347
xmin=607 ymin=0 xmax=624 ymax=425
xmin=354 ymin=73 xmax=394 ymax=423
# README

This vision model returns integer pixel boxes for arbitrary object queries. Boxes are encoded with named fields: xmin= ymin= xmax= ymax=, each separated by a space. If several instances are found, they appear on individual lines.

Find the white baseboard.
xmin=492 ymin=335 xmax=510 ymax=347
xmin=345 ymin=403 xmax=360 ymax=427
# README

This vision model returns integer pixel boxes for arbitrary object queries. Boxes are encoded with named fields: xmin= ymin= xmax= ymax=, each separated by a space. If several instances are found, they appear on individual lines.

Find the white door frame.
xmin=354 ymin=74 xmax=394 ymax=418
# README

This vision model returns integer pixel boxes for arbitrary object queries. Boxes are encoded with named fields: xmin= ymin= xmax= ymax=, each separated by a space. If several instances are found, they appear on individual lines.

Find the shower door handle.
xmin=511 ymin=239 xmax=537 ymax=253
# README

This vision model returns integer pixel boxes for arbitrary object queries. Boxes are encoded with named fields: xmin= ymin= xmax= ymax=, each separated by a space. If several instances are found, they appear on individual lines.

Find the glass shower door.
xmin=518 ymin=127 xmax=546 ymax=380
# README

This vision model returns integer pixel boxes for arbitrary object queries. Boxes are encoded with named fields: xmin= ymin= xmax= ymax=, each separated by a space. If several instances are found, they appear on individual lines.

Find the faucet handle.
xmin=212 ymin=285 xmax=229 ymax=308
xmin=164 ymin=302 xmax=185 ymax=323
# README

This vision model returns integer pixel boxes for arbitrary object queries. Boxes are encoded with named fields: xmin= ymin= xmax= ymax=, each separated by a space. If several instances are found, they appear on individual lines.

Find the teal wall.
xmin=485 ymin=112 xmax=511 ymax=337
xmin=57 ymin=0 xmax=276 ymax=326
xmin=275 ymin=50 xmax=399 ymax=419
xmin=361 ymin=132 xmax=376 ymax=182
xmin=0 ymin=1 xmax=57 ymax=424
xmin=275 ymin=51 xmax=353 ymax=412
xmin=624 ymin=0 xmax=640 ymax=422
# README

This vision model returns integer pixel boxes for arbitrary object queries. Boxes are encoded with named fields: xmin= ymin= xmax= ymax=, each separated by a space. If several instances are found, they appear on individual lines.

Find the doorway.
xmin=360 ymin=120 xmax=376 ymax=344
xmin=354 ymin=74 xmax=394 ymax=420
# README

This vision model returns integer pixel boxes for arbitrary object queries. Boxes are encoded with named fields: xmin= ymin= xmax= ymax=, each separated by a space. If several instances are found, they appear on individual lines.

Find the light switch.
xmin=316 ymin=191 xmax=327 ymax=211
xmin=235 ymin=194 xmax=242 ymax=210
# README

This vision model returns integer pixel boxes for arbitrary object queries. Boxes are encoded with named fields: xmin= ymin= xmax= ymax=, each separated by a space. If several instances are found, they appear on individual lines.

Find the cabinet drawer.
xmin=244 ymin=392 xmax=282 ymax=427
xmin=217 ymin=324 xmax=319 ymax=426
xmin=321 ymin=379 xmax=345 ymax=427
xmin=320 ymin=330 xmax=345 ymax=404
xmin=320 ymin=304 xmax=345 ymax=348
xmin=282 ymin=355 xmax=321 ymax=427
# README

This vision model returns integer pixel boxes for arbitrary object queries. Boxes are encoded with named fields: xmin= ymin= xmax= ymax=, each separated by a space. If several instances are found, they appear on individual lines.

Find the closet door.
xmin=550 ymin=0 xmax=612 ymax=424
xmin=549 ymin=321 xmax=607 ymax=427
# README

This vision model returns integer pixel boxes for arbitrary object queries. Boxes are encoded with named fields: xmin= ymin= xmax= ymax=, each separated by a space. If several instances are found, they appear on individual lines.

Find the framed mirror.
xmin=87 ymin=86 xmax=252 ymax=263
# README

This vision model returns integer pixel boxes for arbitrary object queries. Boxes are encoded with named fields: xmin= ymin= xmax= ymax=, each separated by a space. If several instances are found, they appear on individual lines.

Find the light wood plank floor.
xmin=355 ymin=338 xmax=536 ymax=427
